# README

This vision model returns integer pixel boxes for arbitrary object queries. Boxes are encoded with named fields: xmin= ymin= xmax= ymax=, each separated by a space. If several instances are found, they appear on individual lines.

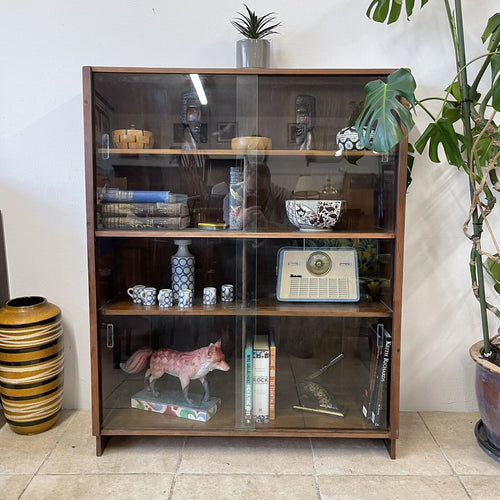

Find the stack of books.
xmin=244 ymin=330 xmax=276 ymax=424
xmin=98 ymin=188 xmax=190 ymax=229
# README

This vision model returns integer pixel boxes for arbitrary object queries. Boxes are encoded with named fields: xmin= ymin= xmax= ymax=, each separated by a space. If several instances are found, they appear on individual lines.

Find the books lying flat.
xmin=131 ymin=389 xmax=220 ymax=422
xmin=101 ymin=216 xmax=190 ymax=230
xmin=100 ymin=202 xmax=189 ymax=218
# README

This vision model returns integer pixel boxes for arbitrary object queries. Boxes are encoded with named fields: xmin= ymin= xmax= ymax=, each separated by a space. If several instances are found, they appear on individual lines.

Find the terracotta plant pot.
xmin=0 ymin=296 xmax=63 ymax=434
xmin=469 ymin=339 xmax=500 ymax=460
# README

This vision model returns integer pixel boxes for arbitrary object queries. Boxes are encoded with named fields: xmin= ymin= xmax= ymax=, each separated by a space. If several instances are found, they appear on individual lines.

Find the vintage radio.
xmin=276 ymin=247 xmax=359 ymax=302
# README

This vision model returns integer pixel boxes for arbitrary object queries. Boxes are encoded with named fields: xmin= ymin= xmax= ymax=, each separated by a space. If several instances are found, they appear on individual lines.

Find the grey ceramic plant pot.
xmin=236 ymin=39 xmax=270 ymax=68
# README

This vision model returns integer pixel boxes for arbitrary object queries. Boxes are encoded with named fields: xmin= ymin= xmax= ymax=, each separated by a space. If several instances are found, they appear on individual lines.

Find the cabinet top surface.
xmin=84 ymin=67 xmax=401 ymax=76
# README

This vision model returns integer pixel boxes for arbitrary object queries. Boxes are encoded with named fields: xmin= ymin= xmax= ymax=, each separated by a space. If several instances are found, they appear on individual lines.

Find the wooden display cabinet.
xmin=83 ymin=67 xmax=407 ymax=458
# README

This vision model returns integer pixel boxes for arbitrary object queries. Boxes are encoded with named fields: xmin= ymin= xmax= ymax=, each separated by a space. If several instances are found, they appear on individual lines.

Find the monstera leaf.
xmin=414 ymin=118 xmax=466 ymax=167
xmin=366 ymin=0 xmax=430 ymax=24
xmin=355 ymin=68 xmax=416 ymax=152
xmin=486 ymin=254 xmax=500 ymax=294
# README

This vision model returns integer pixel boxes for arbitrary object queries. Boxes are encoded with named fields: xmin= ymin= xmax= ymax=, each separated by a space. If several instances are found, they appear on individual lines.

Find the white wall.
xmin=0 ymin=0 xmax=498 ymax=410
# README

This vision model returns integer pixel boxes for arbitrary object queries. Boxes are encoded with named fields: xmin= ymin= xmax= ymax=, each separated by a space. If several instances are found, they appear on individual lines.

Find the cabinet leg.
xmin=96 ymin=435 xmax=110 ymax=456
xmin=384 ymin=438 xmax=397 ymax=459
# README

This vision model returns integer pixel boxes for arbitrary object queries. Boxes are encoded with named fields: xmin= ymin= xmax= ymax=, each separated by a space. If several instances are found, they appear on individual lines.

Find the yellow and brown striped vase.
xmin=0 ymin=296 xmax=63 ymax=434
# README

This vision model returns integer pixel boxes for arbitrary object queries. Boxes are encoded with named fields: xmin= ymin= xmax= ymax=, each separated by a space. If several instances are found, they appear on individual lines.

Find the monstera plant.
xmin=355 ymin=0 xmax=500 ymax=457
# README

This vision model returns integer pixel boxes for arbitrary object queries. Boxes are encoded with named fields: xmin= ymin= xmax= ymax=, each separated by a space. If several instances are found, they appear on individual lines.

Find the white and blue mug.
xmin=221 ymin=284 xmax=234 ymax=302
xmin=140 ymin=287 xmax=157 ymax=306
xmin=127 ymin=284 xmax=146 ymax=304
xmin=158 ymin=288 xmax=173 ymax=308
xmin=178 ymin=289 xmax=193 ymax=308
xmin=203 ymin=287 xmax=217 ymax=305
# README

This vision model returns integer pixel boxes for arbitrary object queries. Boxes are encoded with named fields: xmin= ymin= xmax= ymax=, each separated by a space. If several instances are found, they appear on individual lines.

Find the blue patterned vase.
xmin=172 ymin=239 xmax=195 ymax=301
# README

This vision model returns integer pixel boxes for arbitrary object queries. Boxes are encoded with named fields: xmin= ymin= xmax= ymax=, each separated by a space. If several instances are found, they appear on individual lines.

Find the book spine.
xmin=101 ymin=216 xmax=190 ymax=229
xmin=362 ymin=325 xmax=381 ymax=421
xmin=269 ymin=329 xmax=276 ymax=420
xmin=372 ymin=331 xmax=392 ymax=428
xmin=244 ymin=336 xmax=253 ymax=424
xmin=100 ymin=202 xmax=188 ymax=218
xmin=252 ymin=336 xmax=270 ymax=424
xmin=100 ymin=190 xmax=170 ymax=203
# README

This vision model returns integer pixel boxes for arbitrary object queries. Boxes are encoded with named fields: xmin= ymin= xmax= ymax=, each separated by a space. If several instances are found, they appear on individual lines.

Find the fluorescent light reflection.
xmin=190 ymin=74 xmax=208 ymax=105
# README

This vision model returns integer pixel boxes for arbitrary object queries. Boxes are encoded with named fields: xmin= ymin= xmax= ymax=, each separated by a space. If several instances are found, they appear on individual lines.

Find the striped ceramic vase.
xmin=0 ymin=296 xmax=63 ymax=434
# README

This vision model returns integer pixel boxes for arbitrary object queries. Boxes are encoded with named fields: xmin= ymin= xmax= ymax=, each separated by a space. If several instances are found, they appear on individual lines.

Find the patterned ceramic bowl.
xmin=286 ymin=199 xmax=347 ymax=232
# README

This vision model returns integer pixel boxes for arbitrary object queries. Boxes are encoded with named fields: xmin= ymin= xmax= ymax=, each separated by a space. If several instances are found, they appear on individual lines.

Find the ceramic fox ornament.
xmin=121 ymin=340 xmax=230 ymax=404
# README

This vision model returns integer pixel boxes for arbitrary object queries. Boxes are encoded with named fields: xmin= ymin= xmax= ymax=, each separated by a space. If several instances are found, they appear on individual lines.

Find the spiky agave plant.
xmin=231 ymin=4 xmax=281 ymax=39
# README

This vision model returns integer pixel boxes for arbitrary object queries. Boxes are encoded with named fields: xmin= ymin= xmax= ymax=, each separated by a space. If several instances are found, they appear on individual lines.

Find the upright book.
xmin=371 ymin=328 xmax=392 ymax=428
xmin=243 ymin=334 xmax=253 ymax=424
xmin=269 ymin=329 xmax=277 ymax=420
xmin=252 ymin=334 xmax=270 ymax=423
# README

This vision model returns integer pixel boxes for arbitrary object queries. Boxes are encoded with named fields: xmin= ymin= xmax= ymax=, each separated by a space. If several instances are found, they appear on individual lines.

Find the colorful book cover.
xmin=252 ymin=334 xmax=270 ymax=423
xmin=269 ymin=329 xmax=276 ymax=420
xmin=100 ymin=189 xmax=171 ymax=203
xmin=244 ymin=334 xmax=253 ymax=424
xmin=100 ymin=202 xmax=189 ymax=218
xmin=131 ymin=389 xmax=220 ymax=422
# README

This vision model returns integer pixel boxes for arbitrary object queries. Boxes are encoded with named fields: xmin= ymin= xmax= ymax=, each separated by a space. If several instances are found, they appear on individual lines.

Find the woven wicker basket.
xmin=112 ymin=128 xmax=154 ymax=149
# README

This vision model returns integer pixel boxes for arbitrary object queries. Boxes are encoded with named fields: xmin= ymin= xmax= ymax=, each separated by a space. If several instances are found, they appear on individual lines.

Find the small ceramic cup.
xmin=127 ymin=284 xmax=146 ymax=304
xmin=140 ymin=287 xmax=157 ymax=306
xmin=221 ymin=284 xmax=234 ymax=302
xmin=203 ymin=287 xmax=217 ymax=305
xmin=158 ymin=288 xmax=173 ymax=308
xmin=178 ymin=289 xmax=193 ymax=308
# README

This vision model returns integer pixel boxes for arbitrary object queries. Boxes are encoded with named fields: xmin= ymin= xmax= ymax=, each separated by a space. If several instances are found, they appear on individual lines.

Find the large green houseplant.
xmin=355 ymin=0 xmax=500 ymax=457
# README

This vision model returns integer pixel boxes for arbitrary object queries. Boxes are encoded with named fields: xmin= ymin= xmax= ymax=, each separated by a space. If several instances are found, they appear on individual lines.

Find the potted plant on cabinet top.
xmin=355 ymin=0 xmax=500 ymax=459
xmin=231 ymin=4 xmax=281 ymax=68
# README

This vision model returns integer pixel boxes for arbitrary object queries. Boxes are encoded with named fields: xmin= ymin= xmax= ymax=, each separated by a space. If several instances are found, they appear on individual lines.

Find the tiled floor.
xmin=0 ymin=411 xmax=499 ymax=499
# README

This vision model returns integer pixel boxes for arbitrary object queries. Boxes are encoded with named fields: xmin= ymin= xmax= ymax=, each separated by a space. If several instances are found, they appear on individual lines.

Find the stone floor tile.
xmin=318 ymin=475 xmax=469 ymax=500
xmin=39 ymin=410 xmax=183 ymax=474
xmin=179 ymin=436 xmax=314 ymax=474
xmin=0 ymin=475 xmax=33 ymax=500
xmin=172 ymin=474 xmax=318 ymax=500
xmin=420 ymin=412 xmax=500 ymax=475
xmin=312 ymin=412 xmax=453 ymax=475
xmin=0 ymin=410 xmax=76 ymax=474
xmin=460 ymin=475 xmax=500 ymax=499
xmin=19 ymin=474 xmax=174 ymax=500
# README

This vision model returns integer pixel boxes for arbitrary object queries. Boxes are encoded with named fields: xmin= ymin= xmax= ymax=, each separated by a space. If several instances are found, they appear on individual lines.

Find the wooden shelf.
xmin=98 ymin=148 xmax=387 ymax=158
xmin=95 ymin=228 xmax=397 ymax=239
xmin=100 ymin=298 xmax=392 ymax=317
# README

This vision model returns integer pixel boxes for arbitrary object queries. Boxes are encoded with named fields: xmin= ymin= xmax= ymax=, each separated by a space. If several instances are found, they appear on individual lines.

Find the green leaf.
xmin=366 ymin=0 xmax=429 ymax=24
xmin=492 ymin=77 xmax=500 ymax=111
xmin=355 ymin=68 xmax=416 ymax=152
xmin=407 ymin=142 xmax=415 ymax=188
xmin=442 ymin=101 xmax=461 ymax=123
xmin=486 ymin=254 xmax=500 ymax=292
xmin=481 ymin=13 xmax=500 ymax=49
xmin=414 ymin=118 xmax=465 ymax=167
xmin=446 ymin=82 xmax=480 ymax=105
xmin=491 ymin=54 xmax=500 ymax=82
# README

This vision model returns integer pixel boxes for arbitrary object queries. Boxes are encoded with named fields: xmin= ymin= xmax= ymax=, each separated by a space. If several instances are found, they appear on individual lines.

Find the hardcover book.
xmin=100 ymin=202 xmax=189 ymax=218
xmin=101 ymin=216 xmax=190 ymax=230
xmin=252 ymin=334 xmax=270 ymax=423
xmin=244 ymin=334 xmax=253 ymax=424
xmin=131 ymin=389 xmax=220 ymax=422
xmin=100 ymin=189 xmax=171 ymax=203
xmin=269 ymin=329 xmax=277 ymax=420
xmin=372 ymin=329 xmax=392 ymax=428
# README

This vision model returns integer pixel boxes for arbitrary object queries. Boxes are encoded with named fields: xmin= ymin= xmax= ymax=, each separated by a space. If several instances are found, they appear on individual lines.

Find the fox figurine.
xmin=121 ymin=339 xmax=230 ymax=404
